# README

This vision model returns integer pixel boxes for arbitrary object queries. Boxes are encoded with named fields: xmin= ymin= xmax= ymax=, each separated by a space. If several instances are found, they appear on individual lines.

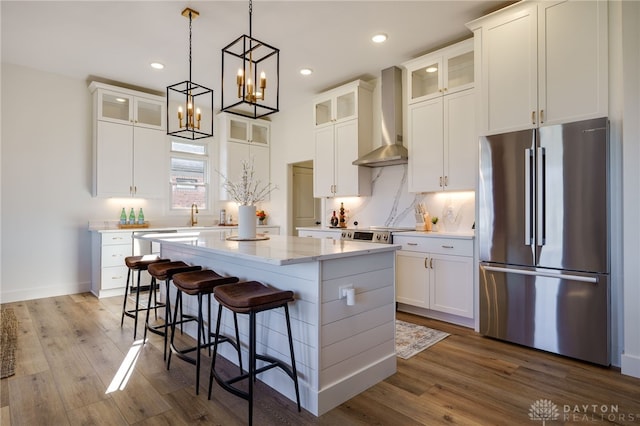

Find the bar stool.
xmin=145 ymin=261 xmax=202 ymax=359
xmin=168 ymin=269 xmax=242 ymax=395
xmin=208 ymin=281 xmax=301 ymax=425
xmin=120 ymin=255 xmax=170 ymax=339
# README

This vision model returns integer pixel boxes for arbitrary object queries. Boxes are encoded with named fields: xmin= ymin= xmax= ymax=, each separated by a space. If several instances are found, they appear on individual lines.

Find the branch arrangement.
xmin=219 ymin=158 xmax=278 ymax=206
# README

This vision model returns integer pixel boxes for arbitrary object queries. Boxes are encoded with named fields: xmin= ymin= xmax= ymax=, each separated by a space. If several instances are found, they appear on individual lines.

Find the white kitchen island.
xmin=136 ymin=230 xmax=399 ymax=416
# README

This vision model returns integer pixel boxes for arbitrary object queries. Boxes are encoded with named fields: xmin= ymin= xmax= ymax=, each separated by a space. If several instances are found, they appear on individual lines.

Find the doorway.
xmin=290 ymin=160 xmax=320 ymax=235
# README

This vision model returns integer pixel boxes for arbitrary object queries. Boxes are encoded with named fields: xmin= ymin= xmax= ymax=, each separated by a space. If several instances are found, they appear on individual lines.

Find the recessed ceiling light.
xmin=150 ymin=62 xmax=165 ymax=70
xmin=425 ymin=66 xmax=438 ymax=73
xmin=300 ymin=68 xmax=313 ymax=76
xmin=115 ymin=98 xmax=127 ymax=103
xmin=371 ymin=33 xmax=388 ymax=43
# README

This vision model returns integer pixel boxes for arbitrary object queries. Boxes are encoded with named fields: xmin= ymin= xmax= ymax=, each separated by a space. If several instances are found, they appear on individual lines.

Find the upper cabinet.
xmin=466 ymin=0 xmax=608 ymax=135
xmin=218 ymin=113 xmax=271 ymax=201
xmin=313 ymin=83 xmax=364 ymax=127
xmin=403 ymin=39 xmax=476 ymax=193
xmin=404 ymin=38 xmax=474 ymax=105
xmin=224 ymin=114 xmax=270 ymax=146
xmin=95 ymin=86 xmax=165 ymax=130
xmin=313 ymin=80 xmax=373 ymax=198
xmin=89 ymin=82 xmax=167 ymax=198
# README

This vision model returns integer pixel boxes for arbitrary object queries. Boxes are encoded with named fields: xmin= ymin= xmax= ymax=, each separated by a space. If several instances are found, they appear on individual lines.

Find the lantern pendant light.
xmin=221 ymin=0 xmax=280 ymax=119
xmin=167 ymin=8 xmax=214 ymax=140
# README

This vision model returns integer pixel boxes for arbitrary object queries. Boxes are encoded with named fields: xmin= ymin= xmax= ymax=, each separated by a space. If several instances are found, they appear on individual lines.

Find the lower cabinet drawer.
xmin=394 ymin=236 xmax=473 ymax=256
xmin=101 ymin=265 xmax=128 ymax=290
xmin=102 ymin=244 xmax=131 ymax=267
xmin=102 ymin=232 xmax=132 ymax=246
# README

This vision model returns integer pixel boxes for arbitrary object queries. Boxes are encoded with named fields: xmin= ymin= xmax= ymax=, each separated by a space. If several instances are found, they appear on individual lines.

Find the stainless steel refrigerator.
xmin=478 ymin=117 xmax=610 ymax=366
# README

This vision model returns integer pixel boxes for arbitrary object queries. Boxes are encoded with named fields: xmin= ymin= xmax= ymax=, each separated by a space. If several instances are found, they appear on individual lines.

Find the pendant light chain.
xmin=248 ymin=0 xmax=253 ymax=37
xmin=188 ymin=10 xmax=193 ymax=84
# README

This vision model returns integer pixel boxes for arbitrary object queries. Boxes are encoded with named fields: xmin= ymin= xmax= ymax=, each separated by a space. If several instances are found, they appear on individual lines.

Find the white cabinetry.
xmin=467 ymin=0 xmax=608 ymax=135
xmin=403 ymin=39 xmax=476 ymax=193
xmin=394 ymin=234 xmax=474 ymax=325
xmin=89 ymin=82 xmax=166 ymax=198
xmin=313 ymin=80 xmax=373 ymax=198
xmin=91 ymin=231 xmax=132 ymax=298
xmin=218 ymin=113 xmax=270 ymax=201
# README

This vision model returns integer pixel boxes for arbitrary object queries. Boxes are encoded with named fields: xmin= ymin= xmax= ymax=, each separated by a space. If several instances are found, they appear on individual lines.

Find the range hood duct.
xmin=352 ymin=66 xmax=407 ymax=167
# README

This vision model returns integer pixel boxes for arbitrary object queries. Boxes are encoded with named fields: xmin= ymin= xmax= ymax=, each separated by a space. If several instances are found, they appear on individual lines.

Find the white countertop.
xmin=396 ymin=230 xmax=475 ymax=239
xmin=89 ymin=224 xmax=277 ymax=233
xmin=137 ymin=230 xmax=400 ymax=266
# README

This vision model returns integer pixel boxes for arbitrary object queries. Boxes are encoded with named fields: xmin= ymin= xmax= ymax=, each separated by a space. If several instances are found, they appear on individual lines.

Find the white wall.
xmin=620 ymin=0 xmax=640 ymax=378
xmin=1 ymin=64 xmax=94 ymax=301
xmin=0 ymin=63 xmax=211 ymax=302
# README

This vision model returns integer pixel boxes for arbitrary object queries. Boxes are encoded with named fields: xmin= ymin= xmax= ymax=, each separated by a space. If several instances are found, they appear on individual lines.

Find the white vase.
xmin=238 ymin=205 xmax=257 ymax=239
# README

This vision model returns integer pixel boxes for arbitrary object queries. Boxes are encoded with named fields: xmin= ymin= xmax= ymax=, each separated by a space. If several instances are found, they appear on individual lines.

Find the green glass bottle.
xmin=120 ymin=208 xmax=127 ymax=225
xmin=128 ymin=208 xmax=135 ymax=225
xmin=137 ymin=208 xmax=145 ymax=225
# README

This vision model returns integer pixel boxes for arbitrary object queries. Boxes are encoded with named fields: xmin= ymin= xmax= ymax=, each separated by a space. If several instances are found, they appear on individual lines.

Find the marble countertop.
xmin=136 ymin=230 xmax=400 ymax=266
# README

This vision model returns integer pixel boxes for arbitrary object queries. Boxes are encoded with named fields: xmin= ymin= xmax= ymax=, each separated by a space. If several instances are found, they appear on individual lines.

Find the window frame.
xmin=168 ymin=139 xmax=210 ymax=211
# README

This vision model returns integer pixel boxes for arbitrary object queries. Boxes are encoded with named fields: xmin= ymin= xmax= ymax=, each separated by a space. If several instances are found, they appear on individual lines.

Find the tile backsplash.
xmin=323 ymin=164 xmax=475 ymax=232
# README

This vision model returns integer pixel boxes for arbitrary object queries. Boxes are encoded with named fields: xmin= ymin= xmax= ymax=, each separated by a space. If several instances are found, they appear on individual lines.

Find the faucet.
xmin=190 ymin=203 xmax=199 ymax=226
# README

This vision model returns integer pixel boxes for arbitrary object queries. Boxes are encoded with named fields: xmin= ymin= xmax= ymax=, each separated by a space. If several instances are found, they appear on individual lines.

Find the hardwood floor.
xmin=2 ymin=293 xmax=640 ymax=425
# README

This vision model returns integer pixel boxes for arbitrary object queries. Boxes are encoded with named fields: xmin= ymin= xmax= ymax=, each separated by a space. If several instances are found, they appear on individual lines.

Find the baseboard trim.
xmin=1 ymin=282 xmax=92 ymax=303
xmin=621 ymin=353 xmax=640 ymax=378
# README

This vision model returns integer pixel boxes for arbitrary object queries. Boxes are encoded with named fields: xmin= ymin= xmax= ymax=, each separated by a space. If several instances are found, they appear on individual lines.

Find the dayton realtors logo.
xmin=529 ymin=399 xmax=560 ymax=425
xmin=529 ymin=399 xmax=639 ymax=423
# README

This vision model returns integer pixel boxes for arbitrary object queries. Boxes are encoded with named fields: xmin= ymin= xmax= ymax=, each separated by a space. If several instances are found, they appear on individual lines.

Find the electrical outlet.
xmin=338 ymin=284 xmax=353 ymax=299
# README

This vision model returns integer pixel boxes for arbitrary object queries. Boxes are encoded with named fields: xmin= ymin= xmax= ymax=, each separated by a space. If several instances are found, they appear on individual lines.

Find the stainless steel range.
xmin=340 ymin=226 xmax=413 ymax=244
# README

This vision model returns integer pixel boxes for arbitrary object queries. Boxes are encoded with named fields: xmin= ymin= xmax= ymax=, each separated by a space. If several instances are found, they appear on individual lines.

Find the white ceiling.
xmin=1 ymin=1 xmax=512 ymax=110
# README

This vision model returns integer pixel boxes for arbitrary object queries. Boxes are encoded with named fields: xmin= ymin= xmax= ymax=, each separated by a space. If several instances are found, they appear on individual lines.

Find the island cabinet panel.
xmin=154 ymin=234 xmax=397 ymax=417
xmin=318 ymin=252 xmax=395 ymax=405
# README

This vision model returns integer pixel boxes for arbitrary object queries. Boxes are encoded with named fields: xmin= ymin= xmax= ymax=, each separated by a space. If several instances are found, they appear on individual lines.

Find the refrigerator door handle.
xmin=524 ymin=149 xmax=533 ymax=246
xmin=537 ymin=147 xmax=546 ymax=245
xmin=482 ymin=265 xmax=598 ymax=283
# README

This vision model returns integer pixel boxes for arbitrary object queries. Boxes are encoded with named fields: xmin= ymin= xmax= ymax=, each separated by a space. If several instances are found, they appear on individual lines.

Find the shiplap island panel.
xmin=137 ymin=230 xmax=400 ymax=416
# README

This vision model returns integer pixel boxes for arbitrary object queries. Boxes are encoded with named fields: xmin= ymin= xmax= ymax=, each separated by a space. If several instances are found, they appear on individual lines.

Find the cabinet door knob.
xmin=424 ymin=257 xmax=428 ymax=269
xmin=531 ymin=110 xmax=536 ymax=125
xmin=407 ymin=242 xmax=418 ymax=246
xmin=444 ymin=176 xmax=448 ymax=187
xmin=430 ymin=258 xmax=433 ymax=269
xmin=540 ymin=109 xmax=544 ymax=124
xmin=439 ymin=176 xmax=443 ymax=187
xmin=442 ymin=245 xmax=454 ymax=249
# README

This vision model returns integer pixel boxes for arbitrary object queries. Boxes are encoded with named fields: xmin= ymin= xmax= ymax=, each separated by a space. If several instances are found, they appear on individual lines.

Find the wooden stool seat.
xmin=125 ymin=255 xmax=170 ymax=270
xmin=168 ymin=269 xmax=242 ymax=395
xmin=173 ymin=269 xmax=238 ymax=295
xmin=148 ymin=261 xmax=201 ymax=280
xmin=213 ymin=281 xmax=294 ymax=313
xmin=209 ymin=281 xmax=301 ymax=425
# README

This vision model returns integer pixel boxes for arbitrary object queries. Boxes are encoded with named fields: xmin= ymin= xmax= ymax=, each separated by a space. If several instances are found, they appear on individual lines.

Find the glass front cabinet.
xmin=405 ymin=38 xmax=474 ymax=105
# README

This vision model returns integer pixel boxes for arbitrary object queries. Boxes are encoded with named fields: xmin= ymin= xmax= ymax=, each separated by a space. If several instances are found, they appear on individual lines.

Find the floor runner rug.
xmin=396 ymin=319 xmax=450 ymax=360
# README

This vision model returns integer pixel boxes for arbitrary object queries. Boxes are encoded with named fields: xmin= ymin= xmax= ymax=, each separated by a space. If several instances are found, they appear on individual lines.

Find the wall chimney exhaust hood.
xmin=352 ymin=66 xmax=407 ymax=167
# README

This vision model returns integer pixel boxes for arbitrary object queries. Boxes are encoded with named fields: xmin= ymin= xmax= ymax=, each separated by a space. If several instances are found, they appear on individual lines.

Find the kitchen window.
xmin=169 ymin=140 xmax=209 ymax=210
